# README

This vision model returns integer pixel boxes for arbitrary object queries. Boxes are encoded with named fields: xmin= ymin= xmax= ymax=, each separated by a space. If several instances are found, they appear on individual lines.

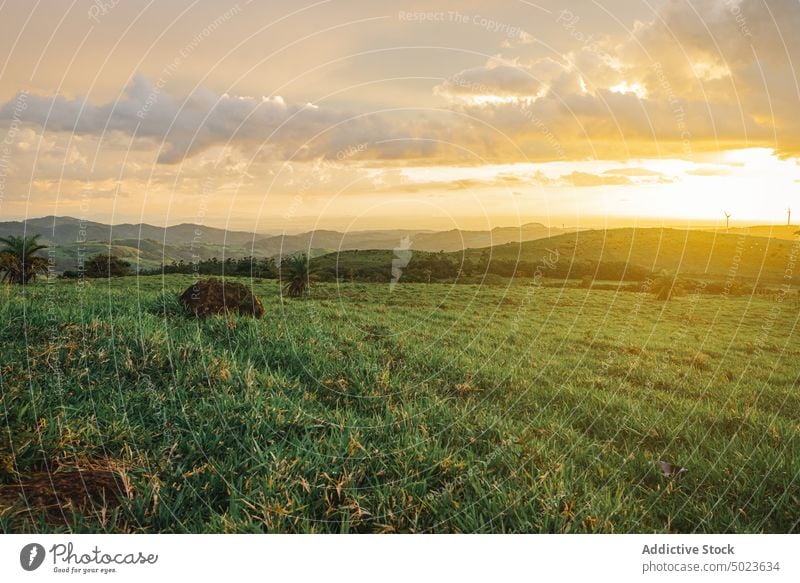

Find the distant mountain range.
xmin=0 ymin=216 xmax=261 ymax=247
xmin=0 ymin=216 xmax=567 ymax=271
xmin=3 ymin=216 xmax=795 ymax=281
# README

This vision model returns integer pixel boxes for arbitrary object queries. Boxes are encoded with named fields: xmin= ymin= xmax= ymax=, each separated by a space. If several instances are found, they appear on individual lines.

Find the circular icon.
xmin=20 ymin=543 xmax=46 ymax=571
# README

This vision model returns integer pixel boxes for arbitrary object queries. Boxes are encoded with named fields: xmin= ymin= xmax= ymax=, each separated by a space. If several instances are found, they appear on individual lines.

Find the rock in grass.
xmin=658 ymin=460 xmax=688 ymax=478
xmin=179 ymin=279 xmax=264 ymax=318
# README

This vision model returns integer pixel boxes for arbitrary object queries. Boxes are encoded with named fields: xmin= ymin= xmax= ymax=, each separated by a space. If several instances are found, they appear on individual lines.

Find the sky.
xmin=0 ymin=0 xmax=799 ymax=232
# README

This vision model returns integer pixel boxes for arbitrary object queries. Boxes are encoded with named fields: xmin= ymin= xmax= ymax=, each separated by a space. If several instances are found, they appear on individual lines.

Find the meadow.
xmin=0 ymin=274 xmax=798 ymax=533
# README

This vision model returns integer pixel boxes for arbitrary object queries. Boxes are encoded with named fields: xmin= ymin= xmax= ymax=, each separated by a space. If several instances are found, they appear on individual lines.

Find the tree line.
xmin=1 ymin=237 xmax=779 ymax=302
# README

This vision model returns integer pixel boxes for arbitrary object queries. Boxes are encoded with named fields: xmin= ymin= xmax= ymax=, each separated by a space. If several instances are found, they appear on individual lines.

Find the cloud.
xmin=434 ymin=63 xmax=543 ymax=101
xmin=603 ymin=167 xmax=664 ymax=177
xmin=380 ymin=170 xmax=552 ymax=193
xmin=686 ymin=166 xmax=733 ymax=176
xmin=561 ymin=171 xmax=632 ymax=187
xmin=0 ymin=76 xmax=425 ymax=165
xmin=3 ymin=1 xmax=800 ymax=166
xmin=433 ymin=1 xmax=800 ymax=159
xmin=600 ymin=167 xmax=677 ymax=183
xmin=5 ymin=75 xmax=555 ymax=166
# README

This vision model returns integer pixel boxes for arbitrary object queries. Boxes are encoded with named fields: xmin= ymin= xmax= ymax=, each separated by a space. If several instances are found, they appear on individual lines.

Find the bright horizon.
xmin=1 ymin=212 xmax=794 ymax=235
xmin=0 ymin=1 xmax=798 ymax=232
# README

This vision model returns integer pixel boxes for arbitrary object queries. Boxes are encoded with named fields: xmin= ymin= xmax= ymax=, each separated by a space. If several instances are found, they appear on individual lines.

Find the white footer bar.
xmin=1 ymin=534 xmax=797 ymax=582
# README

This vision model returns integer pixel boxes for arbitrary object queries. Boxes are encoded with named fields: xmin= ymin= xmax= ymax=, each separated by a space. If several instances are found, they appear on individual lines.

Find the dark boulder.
xmin=179 ymin=279 xmax=264 ymax=318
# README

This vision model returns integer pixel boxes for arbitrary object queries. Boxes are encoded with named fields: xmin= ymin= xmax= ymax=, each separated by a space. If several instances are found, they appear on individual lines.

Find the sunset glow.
xmin=0 ymin=0 xmax=797 ymax=231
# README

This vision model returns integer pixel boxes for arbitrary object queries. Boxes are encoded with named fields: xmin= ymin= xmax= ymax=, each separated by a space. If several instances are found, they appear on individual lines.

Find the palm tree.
xmin=0 ymin=234 xmax=49 ymax=284
xmin=281 ymin=254 xmax=314 ymax=298
xmin=652 ymin=270 xmax=682 ymax=301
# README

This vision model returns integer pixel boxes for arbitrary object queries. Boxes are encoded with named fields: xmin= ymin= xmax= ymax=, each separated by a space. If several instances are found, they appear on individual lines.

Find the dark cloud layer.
xmin=1 ymin=1 xmax=799 ymax=166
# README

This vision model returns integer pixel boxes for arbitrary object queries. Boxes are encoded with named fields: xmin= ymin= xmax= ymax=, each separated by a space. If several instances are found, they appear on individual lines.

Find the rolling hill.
xmin=701 ymin=225 xmax=800 ymax=241
xmin=467 ymin=227 xmax=798 ymax=281
xmin=313 ymin=228 xmax=800 ymax=285
xmin=0 ymin=216 xmax=565 ymax=271
xmin=0 ymin=216 xmax=261 ymax=246
xmin=3 ymin=217 xmax=796 ymax=283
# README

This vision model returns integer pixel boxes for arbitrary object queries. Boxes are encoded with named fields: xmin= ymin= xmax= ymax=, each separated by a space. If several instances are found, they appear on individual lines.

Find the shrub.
xmin=652 ymin=271 xmax=683 ymax=300
xmin=84 ymin=254 xmax=131 ymax=278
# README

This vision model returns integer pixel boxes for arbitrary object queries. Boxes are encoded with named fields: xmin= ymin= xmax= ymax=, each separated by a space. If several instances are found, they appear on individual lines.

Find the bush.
xmin=85 ymin=254 xmax=131 ymax=278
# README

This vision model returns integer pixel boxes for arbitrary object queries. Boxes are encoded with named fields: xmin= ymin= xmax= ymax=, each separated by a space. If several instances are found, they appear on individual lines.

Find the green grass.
xmin=1 ymin=275 xmax=798 ymax=533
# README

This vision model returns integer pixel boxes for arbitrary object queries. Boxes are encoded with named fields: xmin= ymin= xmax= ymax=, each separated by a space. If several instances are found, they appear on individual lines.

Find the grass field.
xmin=1 ymin=275 xmax=798 ymax=533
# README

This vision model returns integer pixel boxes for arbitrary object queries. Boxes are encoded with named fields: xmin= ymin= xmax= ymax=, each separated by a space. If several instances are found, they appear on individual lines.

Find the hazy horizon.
xmin=1 ymin=212 xmax=797 ymax=235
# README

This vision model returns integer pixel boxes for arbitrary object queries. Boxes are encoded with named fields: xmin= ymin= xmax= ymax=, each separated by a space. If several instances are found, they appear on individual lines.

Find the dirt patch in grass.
xmin=0 ymin=459 xmax=132 ymax=528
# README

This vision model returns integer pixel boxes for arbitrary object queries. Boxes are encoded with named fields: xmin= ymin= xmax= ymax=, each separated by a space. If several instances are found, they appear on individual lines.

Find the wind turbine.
xmin=724 ymin=211 xmax=731 ymax=231
xmin=788 ymin=207 xmax=792 ymax=227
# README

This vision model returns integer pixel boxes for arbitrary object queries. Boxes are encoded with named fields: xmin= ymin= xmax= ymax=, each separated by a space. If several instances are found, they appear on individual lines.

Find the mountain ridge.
xmin=0 ymin=216 xmax=565 ymax=271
